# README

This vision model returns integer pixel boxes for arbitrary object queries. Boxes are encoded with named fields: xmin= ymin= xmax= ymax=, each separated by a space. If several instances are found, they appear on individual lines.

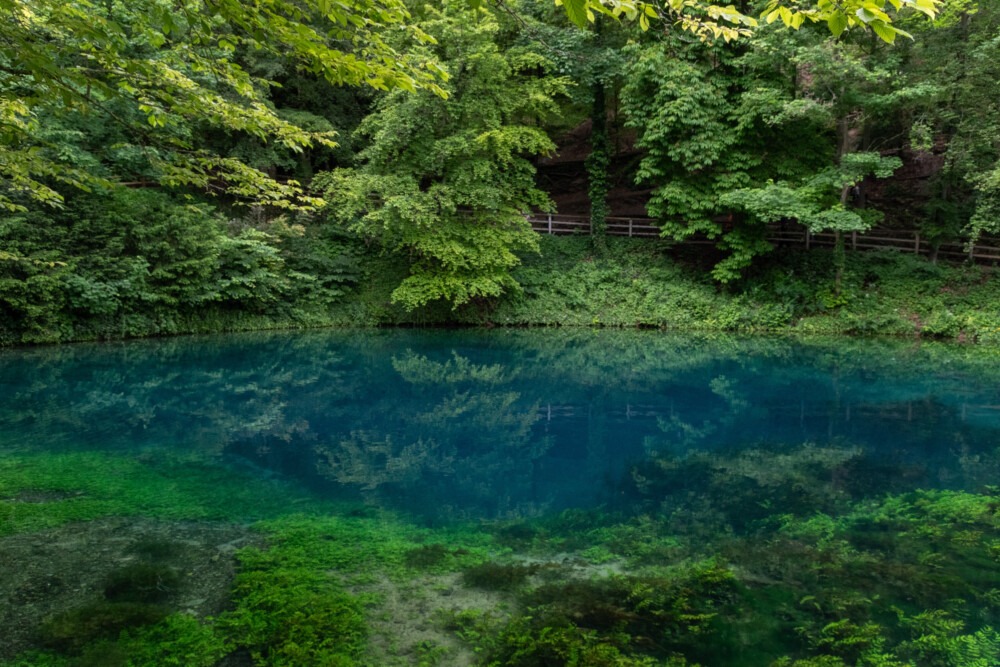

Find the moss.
xmin=449 ymin=612 xmax=674 ymax=667
xmin=127 ymin=539 xmax=184 ymax=562
xmin=0 ymin=451 xmax=331 ymax=537
xmin=73 ymin=614 xmax=226 ymax=667
xmin=494 ymin=521 xmax=539 ymax=547
xmin=7 ymin=435 xmax=1000 ymax=666
xmin=211 ymin=513 xmax=431 ymax=665
xmin=39 ymin=601 xmax=168 ymax=653
xmin=404 ymin=544 xmax=451 ymax=569
xmin=462 ymin=562 xmax=539 ymax=592
xmin=102 ymin=564 xmax=180 ymax=604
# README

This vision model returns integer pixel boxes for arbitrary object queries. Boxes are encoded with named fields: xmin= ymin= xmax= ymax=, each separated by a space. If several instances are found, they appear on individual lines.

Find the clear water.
xmin=3 ymin=329 xmax=1000 ymax=665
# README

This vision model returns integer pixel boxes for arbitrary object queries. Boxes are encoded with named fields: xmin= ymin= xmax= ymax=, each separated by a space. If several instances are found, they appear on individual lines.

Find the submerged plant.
xmin=103 ymin=564 xmax=180 ymax=604
xmin=404 ymin=544 xmax=452 ymax=569
xmin=39 ymin=601 xmax=168 ymax=654
xmin=463 ymin=562 xmax=540 ymax=592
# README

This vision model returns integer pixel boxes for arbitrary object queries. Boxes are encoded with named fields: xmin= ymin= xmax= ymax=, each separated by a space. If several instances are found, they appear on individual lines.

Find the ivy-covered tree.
xmin=321 ymin=3 xmax=570 ymax=309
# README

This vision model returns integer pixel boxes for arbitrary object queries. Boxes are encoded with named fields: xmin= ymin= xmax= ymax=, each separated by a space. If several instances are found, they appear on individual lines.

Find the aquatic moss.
xmin=217 ymin=516 xmax=382 ymax=665
xmin=39 ymin=601 xmax=168 ymax=653
xmin=102 ymin=563 xmax=180 ymax=604
xmin=127 ymin=538 xmax=184 ymax=562
xmin=220 ymin=569 xmax=367 ymax=666
xmin=0 ymin=451 xmax=332 ymax=536
xmin=7 ymin=439 xmax=1000 ymax=666
xmin=76 ymin=614 xmax=227 ymax=667
xmin=462 ymin=562 xmax=540 ymax=592
xmin=404 ymin=543 xmax=450 ymax=568
xmin=449 ymin=611 xmax=680 ymax=667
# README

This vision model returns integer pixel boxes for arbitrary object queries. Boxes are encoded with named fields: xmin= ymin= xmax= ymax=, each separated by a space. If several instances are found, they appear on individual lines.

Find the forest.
xmin=1 ymin=0 xmax=998 ymax=344
xmin=9 ymin=4 xmax=1000 ymax=666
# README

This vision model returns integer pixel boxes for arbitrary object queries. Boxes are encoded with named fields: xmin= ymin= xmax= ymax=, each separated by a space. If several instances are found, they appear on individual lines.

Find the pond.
xmin=2 ymin=329 xmax=1000 ymax=666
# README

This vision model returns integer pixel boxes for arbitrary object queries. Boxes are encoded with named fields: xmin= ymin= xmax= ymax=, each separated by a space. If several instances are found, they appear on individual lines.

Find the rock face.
xmin=864 ymin=146 xmax=949 ymax=227
xmin=536 ymin=120 xmax=651 ymax=218
xmin=537 ymin=121 xmax=949 ymax=228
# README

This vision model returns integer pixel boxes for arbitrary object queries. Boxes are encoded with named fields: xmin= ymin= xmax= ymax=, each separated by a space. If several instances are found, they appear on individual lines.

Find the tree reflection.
xmin=3 ymin=330 xmax=1000 ymax=520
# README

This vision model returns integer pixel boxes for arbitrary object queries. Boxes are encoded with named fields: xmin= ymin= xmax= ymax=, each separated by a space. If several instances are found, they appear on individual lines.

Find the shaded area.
xmin=0 ymin=518 xmax=256 ymax=661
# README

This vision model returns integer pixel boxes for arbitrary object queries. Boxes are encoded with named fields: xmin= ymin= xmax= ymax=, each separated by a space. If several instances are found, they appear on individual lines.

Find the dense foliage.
xmin=5 ymin=0 xmax=1000 ymax=342
xmin=321 ymin=3 xmax=567 ymax=308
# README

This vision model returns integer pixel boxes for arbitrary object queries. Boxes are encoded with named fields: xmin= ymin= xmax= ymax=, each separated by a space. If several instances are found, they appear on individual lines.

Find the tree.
xmin=714 ymin=34 xmax=908 ymax=286
xmin=321 ymin=3 xmax=570 ymax=309
xmin=0 ymin=0 xmax=448 ymax=212
xmin=721 ymin=152 xmax=902 ymax=291
xmin=913 ymin=1 xmax=1000 ymax=245
xmin=620 ymin=26 xmax=833 ymax=282
xmin=622 ymin=0 xmax=943 ymax=284
xmin=552 ymin=0 xmax=937 ymax=42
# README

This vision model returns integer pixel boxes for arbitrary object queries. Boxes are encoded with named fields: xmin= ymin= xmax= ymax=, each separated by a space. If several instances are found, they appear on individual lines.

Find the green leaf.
xmin=561 ymin=0 xmax=591 ymax=28
xmin=855 ymin=7 xmax=876 ymax=23
xmin=869 ymin=19 xmax=897 ymax=43
xmin=827 ymin=11 xmax=849 ymax=37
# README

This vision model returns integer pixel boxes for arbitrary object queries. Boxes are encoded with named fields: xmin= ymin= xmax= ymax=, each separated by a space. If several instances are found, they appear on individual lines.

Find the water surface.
xmin=2 ymin=330 xmax=1000 ymax=665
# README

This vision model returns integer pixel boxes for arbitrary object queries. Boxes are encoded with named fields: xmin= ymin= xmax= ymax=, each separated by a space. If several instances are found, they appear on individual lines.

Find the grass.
xmin=336 ymin=236 xmax=1000 ymax=344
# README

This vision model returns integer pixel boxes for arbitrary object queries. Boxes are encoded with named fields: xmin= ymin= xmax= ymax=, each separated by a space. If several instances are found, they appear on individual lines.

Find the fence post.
xmin=628 ymin=219 xmax=633 ymax=238
xmin=969 ymin=243 xmax=975 ymax=262
xmin=547 ymin=213 xmax=553 ymax=235
xmin=806 ymin=230 xmax=811 ymax=250
xmin=852 ymin=231 xmax=857 ymax=251
xmin=914 ymin=232 xmax=920 ymax=255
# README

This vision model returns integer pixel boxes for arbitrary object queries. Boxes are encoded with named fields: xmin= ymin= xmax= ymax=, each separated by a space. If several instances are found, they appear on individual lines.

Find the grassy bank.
xmin=345 ymin=236 xmax=1000 ymax=343
xmin=5 ymin=232 xmax=1000 ymax=344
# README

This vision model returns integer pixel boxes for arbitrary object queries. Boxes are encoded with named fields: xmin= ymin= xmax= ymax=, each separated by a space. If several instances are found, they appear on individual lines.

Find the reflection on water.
xmin=3 ymin=330 xmax=1000 ymax=521
xmin=5 ymin=330 xmax=1000 ymax=666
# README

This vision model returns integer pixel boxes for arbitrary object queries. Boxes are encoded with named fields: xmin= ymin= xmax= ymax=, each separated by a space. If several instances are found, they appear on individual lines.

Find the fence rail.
xmin=526 ymin=214 xmax=1000 ymax=263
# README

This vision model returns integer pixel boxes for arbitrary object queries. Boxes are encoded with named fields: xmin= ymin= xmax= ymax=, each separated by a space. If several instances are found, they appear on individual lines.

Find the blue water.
xmin=5 ymin=329 xmax=1000 ymax=665
xmin=3 ymin=329 xmax=999 ymax=522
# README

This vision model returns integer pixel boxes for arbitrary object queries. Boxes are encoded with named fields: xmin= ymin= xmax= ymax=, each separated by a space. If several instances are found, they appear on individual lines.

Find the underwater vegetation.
xmin=403 ymin=543 xmax=475 ymax=570
xmin=39 ymin=601 xmax=169 ymax=654
xmin=3 ymin=444 xmax=1000 ymax=666
xmin=21 ymin=538 xmax=217 ymax=666
xmin=462 ymin=562 xmax=541 ymax=592
xmin=0 ymin=400 xmax=1000 ymax=667
xmin=443 ymin=445 xmax=1000 ymax=667
xmin=102 ymin=564 xmax=180 ymax=604
xmin=0 ymin=451 xmax=333 ymax=537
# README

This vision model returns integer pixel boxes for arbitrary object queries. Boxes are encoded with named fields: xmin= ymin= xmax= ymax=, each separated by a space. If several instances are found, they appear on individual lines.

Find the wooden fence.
xmin=527 ymin=213 xmax=660 ymax=238
xmin=526 ymin=213 xmax=1000 ymax=263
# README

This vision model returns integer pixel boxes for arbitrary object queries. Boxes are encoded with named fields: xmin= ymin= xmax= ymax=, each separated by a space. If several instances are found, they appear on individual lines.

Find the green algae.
xmin=4 ymin=345 xmax=1000 ymax=667
xmin=5 ymin=465 xmax=1000 ymax=666
xmin=0 ymin=451 xmax=331 ymax=536
xmin=462 ymin=562 xmax=540 ymax=592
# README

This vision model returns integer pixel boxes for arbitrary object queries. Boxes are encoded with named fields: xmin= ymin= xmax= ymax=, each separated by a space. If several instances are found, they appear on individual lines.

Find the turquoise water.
xmin=3 ymin=330 xmax=1000 ymax=665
